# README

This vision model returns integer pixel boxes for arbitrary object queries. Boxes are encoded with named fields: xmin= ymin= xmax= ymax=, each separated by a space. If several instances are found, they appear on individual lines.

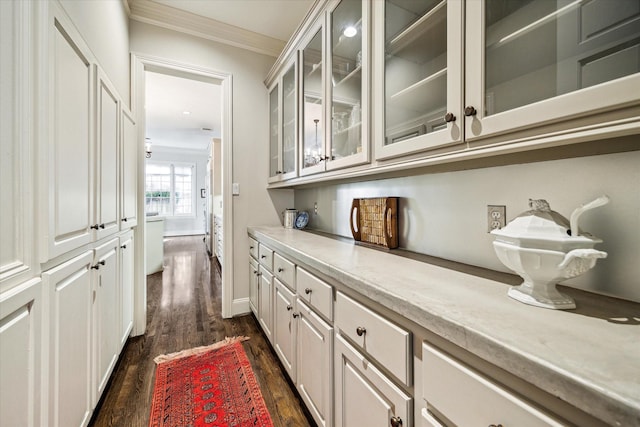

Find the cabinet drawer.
xmin=422 ymin=343 xmax=563 ymax=427
xmin=249 ymin=237 xmax=258 ymax=259
xmin=273 ymin=253 xmax=295 ymax=290
xmin=297 ymin=267 xmax=333 ymax=321
xmin=258 ymin=244 xmax=274 ymax=270
xmin=335 ymin=292 xmax=411 ymax=386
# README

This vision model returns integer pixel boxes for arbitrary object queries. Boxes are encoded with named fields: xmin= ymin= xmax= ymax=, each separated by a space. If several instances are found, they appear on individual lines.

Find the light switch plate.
xmin=232 ymin=183 xmax=240 ymax=195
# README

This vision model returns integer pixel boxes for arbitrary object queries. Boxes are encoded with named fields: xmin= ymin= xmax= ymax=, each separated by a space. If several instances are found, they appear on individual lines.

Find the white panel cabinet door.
xmin=335 ymin=333 xmax=412 ymax=427
xmin=95 ymin=68 xmax=120 ymax=241
xmin=0 ymin=0 xmax=36 ymax=290
xmin=249 ymin=258 xmax=259 ymax=316
xmin=120 ymin=107 xmax=137 ymax=229
xmin=258 ymin=266 xmax=274 ymax=343
xmin=296 ymin=300 xmax=333 ymax=427
xmin=41 ymin=6 xmax=95 ymax=262
xmin=43 ymin=251 xmax=93 ymax=427
xmin=119 ymin=232 xmax=134 ymax=349
xmin=0 ymin=279 xmax=42 ymax=427
xmin=93 ymin=238 xmax=120 ymax=404
xmin=273 ymin=278 xmax=297 ymax=382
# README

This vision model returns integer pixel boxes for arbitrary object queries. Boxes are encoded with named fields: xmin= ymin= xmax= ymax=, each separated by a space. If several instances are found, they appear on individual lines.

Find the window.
xmin=145 ymin=161 xmax=195 ymax=216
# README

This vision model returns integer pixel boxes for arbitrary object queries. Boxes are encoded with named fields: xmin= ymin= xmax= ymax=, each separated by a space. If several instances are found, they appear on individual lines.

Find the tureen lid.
xmin=492 ymin=199 xmax=597 ymax=242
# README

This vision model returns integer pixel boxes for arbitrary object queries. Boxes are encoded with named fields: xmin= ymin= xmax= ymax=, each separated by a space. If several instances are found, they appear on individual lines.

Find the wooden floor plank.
xmin=90 ymin=235 xmax=313 ymax=427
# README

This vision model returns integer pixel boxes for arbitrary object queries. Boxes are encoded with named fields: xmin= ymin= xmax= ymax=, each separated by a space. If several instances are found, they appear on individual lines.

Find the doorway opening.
xmin=132 ymin=54 xmax=234 ymax=335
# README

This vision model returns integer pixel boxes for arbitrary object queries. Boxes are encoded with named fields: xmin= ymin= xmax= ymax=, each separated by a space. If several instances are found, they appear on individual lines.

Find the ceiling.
xmin=136 ymin=0 xmax=315 ymax=152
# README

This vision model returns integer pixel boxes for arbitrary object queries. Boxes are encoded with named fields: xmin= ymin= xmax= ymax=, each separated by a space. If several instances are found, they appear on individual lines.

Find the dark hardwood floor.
xmin=90 ymin=235 xmax=313 ymax=427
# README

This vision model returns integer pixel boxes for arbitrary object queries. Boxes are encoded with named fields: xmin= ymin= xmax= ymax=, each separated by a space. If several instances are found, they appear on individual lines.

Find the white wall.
xmin=59 ymin=0 xmax=130 ymax=105
xmin=130 ymin=21 xmax=294 ymax=303
xmin=147 ymin=146 xmax=208 ymax=236
xmin=295 ymin=150 xmax=640 ymax=303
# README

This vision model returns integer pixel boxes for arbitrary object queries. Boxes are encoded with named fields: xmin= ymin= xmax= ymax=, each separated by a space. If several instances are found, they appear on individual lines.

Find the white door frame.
xmin=130 ymin=53 xmax=234 ymax=334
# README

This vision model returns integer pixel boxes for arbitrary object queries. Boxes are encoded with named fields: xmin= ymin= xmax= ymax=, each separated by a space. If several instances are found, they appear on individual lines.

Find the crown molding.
xmin=128 ymin=0 xmax=286 ymax=57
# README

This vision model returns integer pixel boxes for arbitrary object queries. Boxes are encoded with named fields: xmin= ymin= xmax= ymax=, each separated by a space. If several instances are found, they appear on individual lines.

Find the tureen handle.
xmin=569 ymin=195 xmax=610 ymax=237
xmin=558 ymin=248 xmax=607 ymax=269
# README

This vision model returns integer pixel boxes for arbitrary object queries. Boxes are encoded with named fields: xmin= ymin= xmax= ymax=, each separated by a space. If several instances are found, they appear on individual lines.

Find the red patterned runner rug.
xmin=149 ymin=336 xmax=274 ymax=427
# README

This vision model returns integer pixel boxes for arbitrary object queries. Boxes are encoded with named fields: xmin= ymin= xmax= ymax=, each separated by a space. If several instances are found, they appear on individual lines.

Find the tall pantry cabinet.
xmin=0 ymin=2 xmax=139 ymax=426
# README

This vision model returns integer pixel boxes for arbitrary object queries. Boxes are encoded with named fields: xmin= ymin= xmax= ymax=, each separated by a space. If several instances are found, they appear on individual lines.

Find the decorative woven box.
xmin=349 ymin=197 xmax=399 ymax=249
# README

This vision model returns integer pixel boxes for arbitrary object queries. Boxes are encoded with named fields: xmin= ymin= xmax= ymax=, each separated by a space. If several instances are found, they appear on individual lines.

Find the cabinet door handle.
xmin=250 ymin=246 xmax=254 ymax=250
xmin=99 ymin=223 xmax=105 ymax=229
xmin=390 ymin=416 xmax=402 ymax=427
xmin=91 ymin=264 xmax=100 ymax=270
xmin=278 ymin=267 xmax=284 ymax=272
xmin=90 ymin=224 xmax=100 ymax=230
xmin=304 ymin=288 xmax=312 ymax=295
xmin=261 ymin=255 xmax=266 ymax=259
xmin=287 ymin=305 xmax=292 ymax=311
xmin=356 ymin=326 xmax=366 ymax=336
xmin=444 ymin=112 xmax=456 ymax=122
xmin=488 ymin=425 xmax=503 ymax=427
xmin=464 ymin=106 xmax=477 ymax=116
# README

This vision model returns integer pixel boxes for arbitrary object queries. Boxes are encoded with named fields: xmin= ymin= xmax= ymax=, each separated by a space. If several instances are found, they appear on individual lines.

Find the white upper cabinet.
xmin=301 ymin=22 xmax=327 ymax=176
xmin=464 ymin=0 xmax=640 ymax=142
xmin=41 ymin=7 xmax=95 ymax=262
xmin=0 ymin=0 xmax=36 ymax=290
xmin=326 ymin=0 xmax=370 ymax=170
xmin=269 ymin=58 xmax=298 ymax=183
xmin=120 ymin=106 xmax=138 ymax=228
xmin=374 ymin=0 xmax=463 ymax=160
xmin=95 ymin=69 xmax=120 ymax=240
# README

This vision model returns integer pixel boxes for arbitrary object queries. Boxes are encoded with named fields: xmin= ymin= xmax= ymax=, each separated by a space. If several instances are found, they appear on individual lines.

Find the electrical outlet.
xmin=487 ymin=205 xmax=506 ymax=232
xmin=314 ymin=202 xmax=318 ymax=215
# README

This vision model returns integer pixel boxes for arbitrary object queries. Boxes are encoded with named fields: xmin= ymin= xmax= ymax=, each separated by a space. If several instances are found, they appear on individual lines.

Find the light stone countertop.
xmin=248 ymin=226 xmax=640 ymax=426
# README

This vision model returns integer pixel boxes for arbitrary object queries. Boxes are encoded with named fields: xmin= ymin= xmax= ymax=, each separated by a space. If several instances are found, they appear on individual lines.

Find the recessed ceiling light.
xmin=183 ymin=111 xmax=191 ymax=115
xmin=343 ymin=26 xmax=357 ymax=38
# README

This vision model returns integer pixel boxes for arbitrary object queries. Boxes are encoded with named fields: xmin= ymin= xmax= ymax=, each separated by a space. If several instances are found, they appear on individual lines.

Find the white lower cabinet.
xmin=93 ymin=239 xmax=120 ymax=405
xmin=297 ymin=299 xmax=333 ymax=427
xmin=43 ymin=251 xmax=94 ymax=427
xmin=258 ymin=266 xmax=274 ymax=343
xmin=249 ymin=257 xmax=259 ymax=315
xmin=335 ymin=333 xmax=412 ymax=427
xmin=0 ymin=278 xmax=42 ymax=427
xmin=273 ymin=278 xmax=297 ymax=381
xmin=119 ymin=232 xmax=134 ymax=349
xmin=422 ymin=342 xmax=563 ymax=427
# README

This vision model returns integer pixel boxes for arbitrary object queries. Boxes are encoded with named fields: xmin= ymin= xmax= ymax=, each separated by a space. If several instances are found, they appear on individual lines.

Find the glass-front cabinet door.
xmin=374 ymin=0 xmax=463 ymax=160
xmin=268 ymin=83 xmax=280 ymax=180
xmin=301 ymin=25 xmax=326 ymax=176
xmin=268 ymin=60 xmax=298 ymax=183
xmin=281 ymin=62 xmax=297 ymax=178
xmin=465 ymin=0 xmax=640 ymax=141
xmin=326 ymin=0 xmax=370 ymax=171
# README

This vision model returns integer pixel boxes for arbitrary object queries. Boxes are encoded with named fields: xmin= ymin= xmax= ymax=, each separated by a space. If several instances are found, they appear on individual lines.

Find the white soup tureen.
xmin=491 ymin=196 xmax=609 ymax=309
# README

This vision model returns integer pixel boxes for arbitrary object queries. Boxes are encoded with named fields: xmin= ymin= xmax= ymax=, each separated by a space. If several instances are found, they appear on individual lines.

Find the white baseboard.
xmin=231 ymin=298 xmax=250 ymax=317
xmin=163 ymin=230 xmax=205 ymax=237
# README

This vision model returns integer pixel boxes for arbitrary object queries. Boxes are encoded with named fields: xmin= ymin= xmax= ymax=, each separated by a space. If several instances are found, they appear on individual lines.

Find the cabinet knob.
xmin=91 ymin=264 xmax=100 ymax=270
xmin=464 ymin=106 xmax=477 ymax=116
xmin=256 ymin=272 xmax=262 ymax=277
xmin=276 ymin=170 xmax=282 ymax=174
xmin=250 ymin=246 xmax=254 ymax=250
xmin=99 ymin=223 xmax=105 ymax=229
xmin=390 ymin=416 xmax=402 ymax=427
xmin=90 ymin=224 xmax=100 ymax=230
xmin=287 ymin=305 xmax=292 ymax=311
xmin=278 ymin=267 xmax=284 ymax=272
xmin=252 ymin=270 xmax=257 ymax=275
xmin=261 ymin=255 xmax=266 ymax=259
xmin=122 ymin=217 xmax=128 ymax=222
xmin=292 ymin=313 xmax=300 ymax=318
xmin=121 ymin=244 xmax=127 ymax=249
xmin=444 ymin=112 xmax=456 ymax=122
xmin=356 ymin=326 xmax=366 ymax=336
xmin=304 ymin=288 xmax=312 ymax=295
